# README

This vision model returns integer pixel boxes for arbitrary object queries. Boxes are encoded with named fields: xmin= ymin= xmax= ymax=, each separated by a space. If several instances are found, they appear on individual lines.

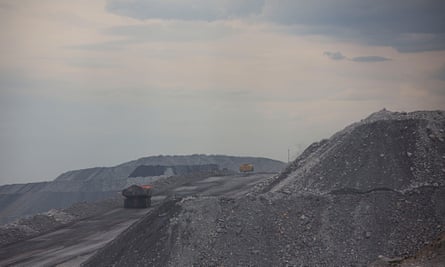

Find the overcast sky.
xmin=1 ymin=0 xmax=444 ymax=185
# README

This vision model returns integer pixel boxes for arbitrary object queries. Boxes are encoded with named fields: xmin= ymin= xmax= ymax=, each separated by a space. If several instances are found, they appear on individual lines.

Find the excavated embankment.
xmin=0 ymin=155 xmax=285 ymax=224
xmin=85 ymin=110 xmax=445 ymax=266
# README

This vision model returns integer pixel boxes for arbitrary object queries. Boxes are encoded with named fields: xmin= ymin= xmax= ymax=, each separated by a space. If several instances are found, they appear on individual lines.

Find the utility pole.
xmin=288 ymin=148 xmax=290 ymax=163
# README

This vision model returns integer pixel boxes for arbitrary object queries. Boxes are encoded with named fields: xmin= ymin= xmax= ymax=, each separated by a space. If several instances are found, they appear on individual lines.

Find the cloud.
xmin=67 ymin=21 xmax=240 ymax=52
xmin=65 ymin=58 xmax=119 ymax=69
xmin=360 ymin=32 xmax=445 ymax=53
xmin=351 ymin=56 xmax=391 ymax=63
xmin=66 ymin=41 xmax=125 ymax=51
xmin=0 ymin=2 xmax=12 ymax=10
xmin=263 ymin=1 xmax=445 ymax=33
xmin=262 ymin=0 xmax=445 ymax=52
xmin=324 ymin=51 xmax=391 ymax=63
xmin=432 ymin=64 xmax=445 ymax=81
xmin=105 ymin=0 xmax=264 ymax=21
xmin=104 ymin=22 xmax=239 ymax=42
xmin=323 ymin=51 xmax=346 ymax=61
xmin=103 ymin=0 xmax=445 ymax=52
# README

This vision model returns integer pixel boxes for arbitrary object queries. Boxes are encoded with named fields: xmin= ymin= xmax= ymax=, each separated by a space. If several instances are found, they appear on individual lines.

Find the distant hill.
xmin=0 ymin=155 xmax=285 ymax=224
xmin=128 ymin=164 xmax=220 ymax=177
xmin=54 ymin=154 xmax=285 ymax=182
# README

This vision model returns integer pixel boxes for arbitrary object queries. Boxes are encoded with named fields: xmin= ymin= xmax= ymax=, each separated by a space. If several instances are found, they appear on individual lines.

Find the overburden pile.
xmin=85 ymin=110 xmax=445 ymax=266
xmin=0 ymin=155 xmax=285 ymax=224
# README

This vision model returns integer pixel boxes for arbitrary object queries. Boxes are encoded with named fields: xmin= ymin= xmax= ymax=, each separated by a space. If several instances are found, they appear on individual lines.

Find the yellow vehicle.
xmin=239 ymin=163 xmax=254 ymax=173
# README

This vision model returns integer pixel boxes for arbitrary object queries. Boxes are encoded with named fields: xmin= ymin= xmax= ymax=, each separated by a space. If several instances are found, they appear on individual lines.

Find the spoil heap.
xmin=86 ymin=110 xmax=445 ymax=266
xmin=261 ymin=109 xmax=445 ymax=195
xmin=0 ymin=155 xmax=284 ymax=224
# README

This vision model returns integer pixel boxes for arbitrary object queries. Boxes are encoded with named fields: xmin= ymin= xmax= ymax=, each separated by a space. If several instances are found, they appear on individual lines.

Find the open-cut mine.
xmin=0 ymin=110 xmax=444 ymax=266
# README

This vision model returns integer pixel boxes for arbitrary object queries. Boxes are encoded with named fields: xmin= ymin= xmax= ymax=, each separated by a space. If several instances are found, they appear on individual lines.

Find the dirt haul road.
xmin=0 ymin=208 xmax=149 ymax=266
xmin=0 ymin=173 xmax=273 ymax=266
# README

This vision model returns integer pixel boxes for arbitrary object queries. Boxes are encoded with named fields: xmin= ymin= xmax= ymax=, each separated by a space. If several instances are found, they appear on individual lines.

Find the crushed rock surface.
xmin=86 ymin=186 xmax=445 ymax=267
xmin=0 ymin=198 xmax=121 ymax=247
xmin=260 ymin=109 xmax=445 ymax=195
xmin=85 ymin=110 xmax=445 ymax=266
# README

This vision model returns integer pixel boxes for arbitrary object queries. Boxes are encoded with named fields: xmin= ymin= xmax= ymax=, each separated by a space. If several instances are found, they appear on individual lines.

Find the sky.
xmin=0 ymin=0 xmax=444 ymax=185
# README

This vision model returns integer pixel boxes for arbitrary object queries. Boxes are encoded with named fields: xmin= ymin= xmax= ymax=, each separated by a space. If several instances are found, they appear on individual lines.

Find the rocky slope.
xmin=0 ymin=198 xmax=121 ymax=247
xmin=0 ymin=155 xmax=285 ymax=224
xmin=261 ymin=109 xmax=445 ymax=195
xmin=85 ymin=110 xmax=445 ymax=266
xmin=0 ymin=172 xmax=272 ymax=265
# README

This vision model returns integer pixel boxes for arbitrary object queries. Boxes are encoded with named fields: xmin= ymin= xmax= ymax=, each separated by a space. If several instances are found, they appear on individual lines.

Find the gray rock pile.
xmin=261 ymin=109 xmax=445 ymax=195
xmin=85 ymin=110 xmax=445 ymax=266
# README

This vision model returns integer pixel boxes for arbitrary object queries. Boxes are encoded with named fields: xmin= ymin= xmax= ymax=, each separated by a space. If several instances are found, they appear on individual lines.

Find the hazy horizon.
xmin=1 ymin=1 xmax=445 ymax=185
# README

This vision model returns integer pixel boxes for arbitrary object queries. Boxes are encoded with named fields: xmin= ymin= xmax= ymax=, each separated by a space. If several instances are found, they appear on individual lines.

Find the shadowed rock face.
xmin=129 ymin=165 xmax=168 ymax=177
xmin=85 ymin=110 xmax=445 ymax=267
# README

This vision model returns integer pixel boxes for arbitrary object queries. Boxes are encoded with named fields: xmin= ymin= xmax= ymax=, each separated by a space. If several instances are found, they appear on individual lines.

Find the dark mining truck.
xmin=122 ymin=185 xmax=153 ymax=208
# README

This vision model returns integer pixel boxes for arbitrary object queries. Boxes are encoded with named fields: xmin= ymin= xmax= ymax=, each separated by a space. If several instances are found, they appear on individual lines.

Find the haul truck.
xmin=122 ymin=185 xmax=153 ymax=208
xmin=239 ymin=163 xmax=254 ymax=173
